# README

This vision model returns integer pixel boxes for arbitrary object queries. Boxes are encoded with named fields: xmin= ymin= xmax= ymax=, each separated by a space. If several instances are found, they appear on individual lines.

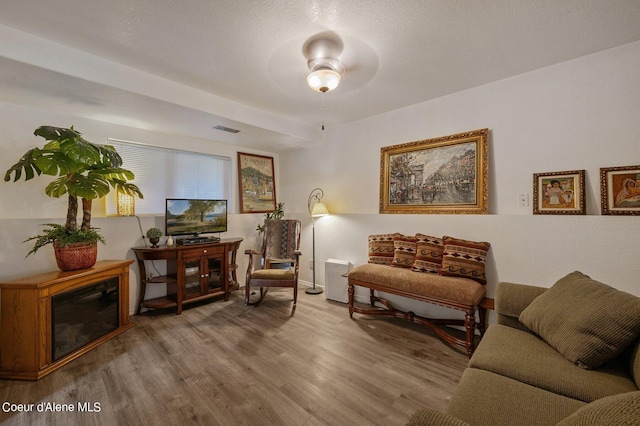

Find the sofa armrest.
xmin=495 ymin=282 xmax=547 ymax=331
xmin=407 ymin=408 xmax=471 ymax=426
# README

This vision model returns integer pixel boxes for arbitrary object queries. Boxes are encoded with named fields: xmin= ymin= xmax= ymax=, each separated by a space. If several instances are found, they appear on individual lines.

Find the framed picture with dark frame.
xmin=533 ymin=170 xmax=586 ymax=215
xmin=237 ymin=152 xmax=276 ymax=213
xmin=379 ymin=128 xmax=489 ymax=214
xmin=600 ymin=165 xmax=640 ymax=215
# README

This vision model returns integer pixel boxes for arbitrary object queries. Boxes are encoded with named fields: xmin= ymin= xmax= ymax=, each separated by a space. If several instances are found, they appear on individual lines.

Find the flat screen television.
xmin=165 ymin=199 xmax=227 ymax=237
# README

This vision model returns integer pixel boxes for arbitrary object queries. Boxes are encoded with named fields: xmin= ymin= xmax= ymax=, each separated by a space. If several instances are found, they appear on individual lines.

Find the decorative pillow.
xmin=411 ymin=234 xmax=443 ymax=274
xmin=391 ymin=234 xmax=417 ymax=268
xmin=519 ymin=271 xmax=640 ymax=369
xmin=439 ymin=236 xmax=490 ymax=285
xmin=367 ymin=233 xmax=400 ymax=265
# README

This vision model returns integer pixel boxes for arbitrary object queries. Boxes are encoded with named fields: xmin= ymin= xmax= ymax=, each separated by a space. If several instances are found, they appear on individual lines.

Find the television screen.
xmin=165 ymin=199 xmax=227 ymax=237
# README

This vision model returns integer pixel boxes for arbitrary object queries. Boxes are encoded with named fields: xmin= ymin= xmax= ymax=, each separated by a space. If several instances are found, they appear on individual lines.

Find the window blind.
xmin=105 ymin=139 xmax=231 ymax=215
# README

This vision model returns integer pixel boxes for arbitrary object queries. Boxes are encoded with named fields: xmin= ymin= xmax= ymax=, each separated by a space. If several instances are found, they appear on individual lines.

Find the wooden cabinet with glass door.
xmin=132 ymin=238 xmax=242 ymax=315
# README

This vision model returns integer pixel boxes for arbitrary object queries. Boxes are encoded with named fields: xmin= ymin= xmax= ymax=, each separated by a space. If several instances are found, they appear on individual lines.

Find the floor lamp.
xmin=307 ymin=188 xmax=329 ymax=294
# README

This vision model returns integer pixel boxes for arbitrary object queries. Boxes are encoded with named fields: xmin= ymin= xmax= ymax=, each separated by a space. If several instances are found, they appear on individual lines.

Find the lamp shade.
xmin=307 ymin=69 xmax=341 ymax=93
xmin=310 ymin=202 xmax=329 ymax=217
xmin=117 ymin=192 xmax=135 ymax=216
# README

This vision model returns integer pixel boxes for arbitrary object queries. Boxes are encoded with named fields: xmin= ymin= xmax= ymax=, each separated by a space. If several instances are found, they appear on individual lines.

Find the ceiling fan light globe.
xmin=307 ymin=69 xmax=341 ymax=93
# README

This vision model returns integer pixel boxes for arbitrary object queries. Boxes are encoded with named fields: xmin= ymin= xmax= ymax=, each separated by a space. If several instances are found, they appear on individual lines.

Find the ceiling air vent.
xmin=213 ymin=125 xmax=240 ymax=133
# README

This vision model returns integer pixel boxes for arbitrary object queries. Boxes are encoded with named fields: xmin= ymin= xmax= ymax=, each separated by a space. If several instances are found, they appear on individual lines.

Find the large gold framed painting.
xmin=380 ymin=129 xmax=489 ymax=214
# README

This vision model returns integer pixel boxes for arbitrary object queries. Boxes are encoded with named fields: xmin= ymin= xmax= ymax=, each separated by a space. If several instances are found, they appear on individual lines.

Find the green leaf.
xmin=45 ymin=177 xmax=70 ymax=198
xmin=34 ymin=126 xmax=82 ymax=141
xmin=60 ymin=137 xmax=101 ymax=165
xmin=68 ymin=174 xmax=111 ymax=199
xmin=34 ymin=151 xmax=81 ymax=176
xmin=99 ymin=144 xmax=123 ymax=168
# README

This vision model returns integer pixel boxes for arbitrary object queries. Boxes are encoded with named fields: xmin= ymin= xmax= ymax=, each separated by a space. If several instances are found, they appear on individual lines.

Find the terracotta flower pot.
xmin=53 ymin=242 xmax=98 ymax=271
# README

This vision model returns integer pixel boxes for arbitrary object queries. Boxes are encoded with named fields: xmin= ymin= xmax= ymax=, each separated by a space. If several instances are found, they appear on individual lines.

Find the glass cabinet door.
xmin=206 ymin=256 xmax=223 ymax=293
xmin=183 ymin=258 xmax=202 ymax=299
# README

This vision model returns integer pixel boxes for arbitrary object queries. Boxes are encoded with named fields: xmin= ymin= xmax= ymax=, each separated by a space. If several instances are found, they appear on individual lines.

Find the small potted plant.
xmin=146 ymin=227 xmax=163 ymax=248
xmin=4 ymin=126 xmax=143 ymax=270
xmin=256 ymin=202 xmax=285 ymax=234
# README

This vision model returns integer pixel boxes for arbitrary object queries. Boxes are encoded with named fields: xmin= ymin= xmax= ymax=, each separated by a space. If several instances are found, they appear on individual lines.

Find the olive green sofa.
xmin=409 ymin=271 xmax=640 ymax=426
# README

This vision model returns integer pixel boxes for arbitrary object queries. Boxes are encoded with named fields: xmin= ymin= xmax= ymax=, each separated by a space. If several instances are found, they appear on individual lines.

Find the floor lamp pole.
xmin=306 ymin=188 xmax=327 ymax=295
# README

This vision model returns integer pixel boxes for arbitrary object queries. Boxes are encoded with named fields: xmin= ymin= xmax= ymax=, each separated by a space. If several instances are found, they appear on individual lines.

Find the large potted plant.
xmin=4 ymin=126 xmax=143 ymax=271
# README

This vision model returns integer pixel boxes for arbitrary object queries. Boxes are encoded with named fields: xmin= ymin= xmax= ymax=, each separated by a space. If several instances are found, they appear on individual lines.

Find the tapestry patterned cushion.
xmin=391 ymin=234 xmax=417 ymax=268
xmin=367 ymin=233 xmax=400 ymax=265
xmin=411 ymin=234 xmax=443 ymax=274
xmin=519 ymin=271 xmax=640 ymax=369
xmin=439 ymin=236 xmax=490 ymax=285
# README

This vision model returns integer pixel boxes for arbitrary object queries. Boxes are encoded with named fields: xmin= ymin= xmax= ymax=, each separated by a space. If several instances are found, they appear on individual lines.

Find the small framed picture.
xmin=600 ymin=165 xmax=640 ymax=215
xmin=533 ymin=170 xmax=585 ymax=215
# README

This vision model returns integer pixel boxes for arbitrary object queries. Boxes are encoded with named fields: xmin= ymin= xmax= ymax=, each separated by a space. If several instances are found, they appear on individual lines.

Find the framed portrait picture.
xmin=237 ymin=152 xmax=276 ymax=213
xmin=600 ymin=165 xmax=640 ymax=215
xmin=533 ymin=170 xmax=585 ymax=215
xmin=379 ymin=128 xmax=489 ymax=214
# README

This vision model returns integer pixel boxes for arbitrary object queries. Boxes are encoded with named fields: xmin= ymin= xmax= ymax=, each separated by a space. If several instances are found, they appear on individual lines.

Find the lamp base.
xmin=305 ymin=286 xmax=324 ymax=295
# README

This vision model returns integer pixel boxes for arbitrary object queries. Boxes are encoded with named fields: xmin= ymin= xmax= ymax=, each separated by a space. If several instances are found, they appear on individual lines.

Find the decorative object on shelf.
xmin=600 ymin=165 xmax=640 ymax=215
xmin=303 ymin=32 xmax=344 ymax=93
xmin=379 ymin=128 xmax=489 ymax=214
xmin=166 ymin=235 xmax=174 ymax=247
xmin=256 ymin=202 xmax=285 ymax=234
xmin=146 ymin=227 xmax=163 ymax=248
xmin=237 ymin=152 xmax=276 ymax=213
xmin=307 ymin=188 xmax=329 ymax=295
xmin=4 ymin=126 xmax=143 ymax=270
xmin=533 ymin=170 xmax=586 ymax=215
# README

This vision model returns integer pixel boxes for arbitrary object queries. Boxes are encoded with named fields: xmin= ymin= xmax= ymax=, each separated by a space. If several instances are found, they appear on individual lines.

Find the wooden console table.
xmin=132 ymin=238 xmax=242 ymax=315
xmin=0 ymin=260 xmax=134 ymax=380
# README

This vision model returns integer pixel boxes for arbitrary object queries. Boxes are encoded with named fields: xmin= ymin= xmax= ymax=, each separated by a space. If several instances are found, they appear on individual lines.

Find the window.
xmin=105 ymin=139 xmax=231 ymax=215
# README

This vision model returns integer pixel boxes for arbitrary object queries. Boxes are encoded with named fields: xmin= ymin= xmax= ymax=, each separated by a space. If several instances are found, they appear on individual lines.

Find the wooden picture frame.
xmin=379 ymin=128 xmax=489 ymax=214
xmin=600 ymin=165 xmax=640 ymax=215
xmin=237 ymin=152 xmax=276 ymax=213
xmin=533 ymin=170 xmax=585 ymax=215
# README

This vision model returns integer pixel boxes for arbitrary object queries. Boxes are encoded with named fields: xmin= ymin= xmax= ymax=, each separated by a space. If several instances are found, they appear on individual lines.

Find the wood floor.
xmin=0 ymin=288 xmax=468 ymax=426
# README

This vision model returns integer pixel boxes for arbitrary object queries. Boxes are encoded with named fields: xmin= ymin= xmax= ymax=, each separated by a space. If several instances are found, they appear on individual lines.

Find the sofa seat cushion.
xmin=446 ymin=367 xmax=585 ymax=426
xmin=469 ymin=324 xmax=638 ymax=402
xmin=519 ymin=271 xmax=640 ymax=369
xmin=348 ymin=263 xmax=485 ymax=307
xmin=556 ymin=391 xmax=640 ymax=426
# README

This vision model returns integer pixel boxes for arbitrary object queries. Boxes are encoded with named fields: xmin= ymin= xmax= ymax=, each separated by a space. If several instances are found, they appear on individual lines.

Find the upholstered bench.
xmin=347 ymin=233 xmax=491 ymax=357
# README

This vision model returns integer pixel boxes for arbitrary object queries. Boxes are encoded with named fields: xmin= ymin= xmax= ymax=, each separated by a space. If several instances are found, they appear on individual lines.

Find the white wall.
xmin=1 ymin=41 xmax=639 ymax=321
xmin=279 ymin=41 xmax=640 ymax=321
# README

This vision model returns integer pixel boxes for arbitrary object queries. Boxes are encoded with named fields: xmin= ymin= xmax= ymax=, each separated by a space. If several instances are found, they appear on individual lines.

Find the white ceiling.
xmin=1 ymin=0 xmax=640 ymax=152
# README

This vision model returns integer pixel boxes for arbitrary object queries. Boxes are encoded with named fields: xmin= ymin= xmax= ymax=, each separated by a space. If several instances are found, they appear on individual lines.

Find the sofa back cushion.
xmin=519 ymin=271 xmax=640 ymax=369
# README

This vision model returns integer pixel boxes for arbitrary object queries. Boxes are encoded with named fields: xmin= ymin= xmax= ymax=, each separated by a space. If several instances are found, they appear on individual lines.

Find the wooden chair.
xmin=245 ymin=219 xmax=301 ymax=305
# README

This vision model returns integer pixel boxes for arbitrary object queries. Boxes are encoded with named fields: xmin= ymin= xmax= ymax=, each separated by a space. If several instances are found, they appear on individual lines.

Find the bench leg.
xmin=348 ymin=284 xmax=354 ymax=318
xmin=465 ymin=310 xmax=477 ymax=358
